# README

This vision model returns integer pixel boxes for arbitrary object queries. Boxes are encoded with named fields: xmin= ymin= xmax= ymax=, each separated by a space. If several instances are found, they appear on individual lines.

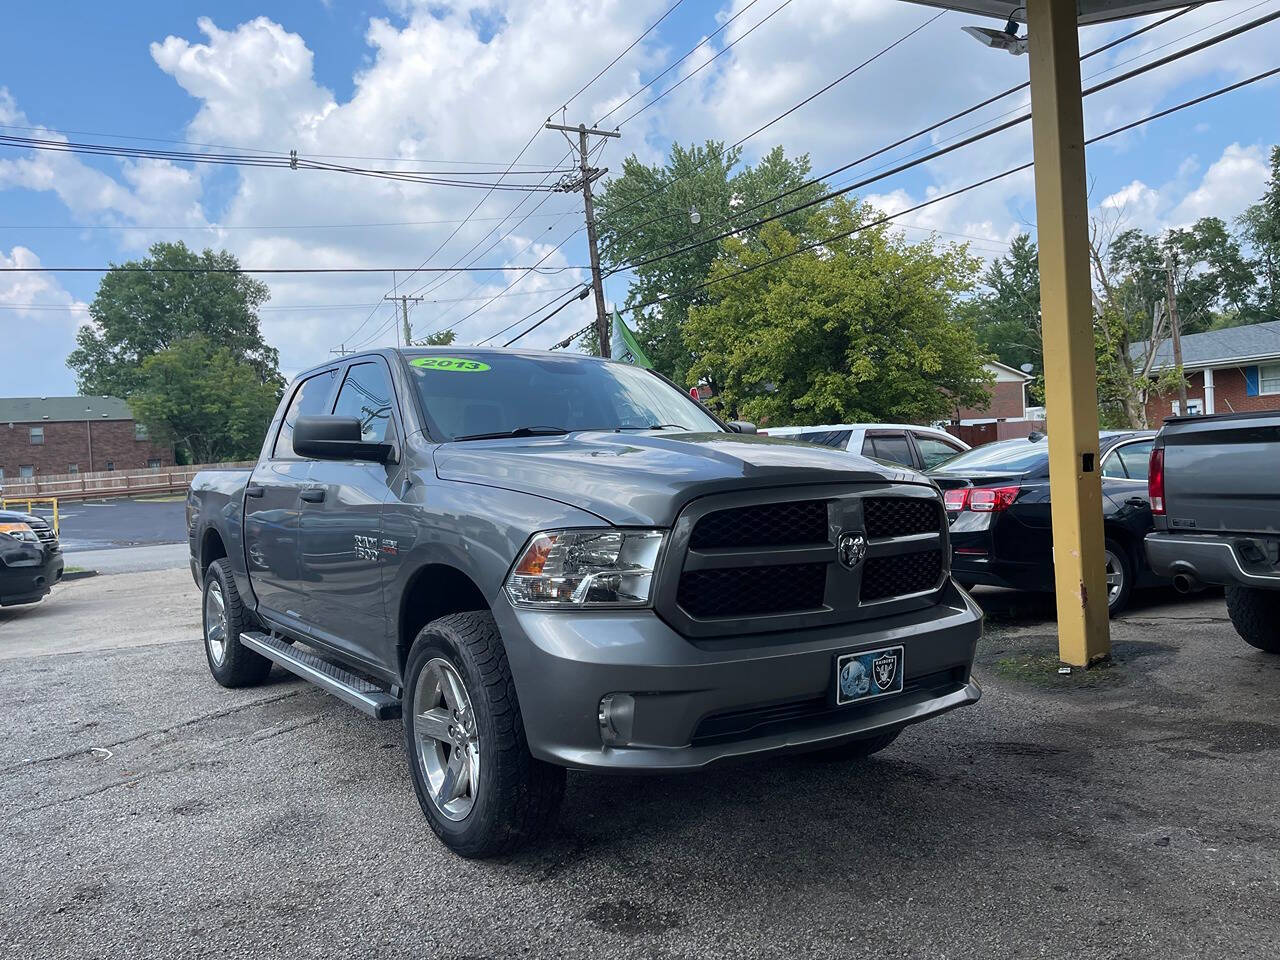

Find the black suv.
xmin=0 ymin=508 xmax=64 ymax=606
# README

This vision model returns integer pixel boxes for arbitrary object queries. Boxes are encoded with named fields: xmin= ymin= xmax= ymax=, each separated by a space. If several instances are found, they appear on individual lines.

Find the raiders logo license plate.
xmin=834 ymin=645 xmax=905 ymax=706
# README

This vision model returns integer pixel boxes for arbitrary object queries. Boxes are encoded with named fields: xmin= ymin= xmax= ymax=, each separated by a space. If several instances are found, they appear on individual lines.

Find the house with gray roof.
xmin=1131 ymin=320 xmax=1280 ymax=421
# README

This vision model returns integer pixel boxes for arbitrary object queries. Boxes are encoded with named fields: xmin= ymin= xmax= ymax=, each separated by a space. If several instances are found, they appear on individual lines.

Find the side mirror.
xmin=727 ymin=421 xmax=757 ymax=435
xmin=293 ymin=415 xmax=395 ymax=463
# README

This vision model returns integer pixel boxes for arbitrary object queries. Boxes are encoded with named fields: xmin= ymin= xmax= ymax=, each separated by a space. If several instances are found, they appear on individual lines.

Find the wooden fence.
xmin=0 ymin=461 xmax=254 ymax=502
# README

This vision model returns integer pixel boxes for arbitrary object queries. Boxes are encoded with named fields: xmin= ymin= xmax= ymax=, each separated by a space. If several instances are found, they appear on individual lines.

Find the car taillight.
xmin=1149 ymin=446 xmax=1165 ymax=514
xmin=968 ymin=485 xmax=1020 ymax=512
xmin=943 ymin=488 xmax=969 ymax=511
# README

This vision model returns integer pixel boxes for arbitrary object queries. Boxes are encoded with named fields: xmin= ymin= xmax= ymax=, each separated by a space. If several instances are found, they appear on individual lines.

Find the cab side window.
xmin=862 ymin=433 xmax=913 ymax=466
xmin=332 ymin=362 xmax=395 ymax=443
xmin=273 ymin=370 xmax=337 ymax=459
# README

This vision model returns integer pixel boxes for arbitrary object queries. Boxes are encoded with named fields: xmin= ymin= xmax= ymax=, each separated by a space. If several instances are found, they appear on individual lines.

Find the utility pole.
xmin=331 ymin=344 xmax=349 ymax=356
xmin=546 ymin=121 xmax=620 ymax=358
xmin=385 ymin=293 xmax=425 ymax=346
xmin=1165 ymin=249 xmax=1188 ymax=413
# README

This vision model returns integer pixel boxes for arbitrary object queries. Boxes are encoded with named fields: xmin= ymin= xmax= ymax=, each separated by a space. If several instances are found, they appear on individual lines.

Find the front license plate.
xmin=834 ymin=645 xmax=905 ymax=706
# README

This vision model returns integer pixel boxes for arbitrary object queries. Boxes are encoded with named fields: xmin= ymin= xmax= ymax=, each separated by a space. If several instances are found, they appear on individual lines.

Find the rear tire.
xmin=811 ymin=729 xmax=901 ymax=761
xmin=202 ymin=558 xmax=272 ymax=687
xmin=402 ymin=611 xmax=565 ymax=858
xmin=1225 ymin=586 xmax=1280 ymax=654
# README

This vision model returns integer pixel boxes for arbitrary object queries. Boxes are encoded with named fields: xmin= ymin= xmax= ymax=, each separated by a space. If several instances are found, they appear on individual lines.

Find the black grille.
xmin=861 ymin=549 xmax=942 ymax=601
xmin=863 ymin=497 xmax=941 ymax=538
xmin=689 ymin=500 xmax=828 ymax=550
xmin=24 ymin=518 xmax=59 ymax=550
xmin=678 ymin=563 xmax=826 ymax=618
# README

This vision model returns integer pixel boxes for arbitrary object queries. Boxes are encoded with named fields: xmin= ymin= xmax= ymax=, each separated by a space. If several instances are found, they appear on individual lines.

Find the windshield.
xmin=405 ymin=352 xmax=722 ymax=440
xmin=929 ymin=438 xmax=1049 ymax=475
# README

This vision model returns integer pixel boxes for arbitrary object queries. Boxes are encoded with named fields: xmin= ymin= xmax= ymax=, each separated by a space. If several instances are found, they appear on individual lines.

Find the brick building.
xmin=954 ymin=361 xmax=1033 ymax=420
xmin=1135 ymin=320 xmax=1280 ymax=423
xmin=0 ymin=396 xmax=173 ymax=482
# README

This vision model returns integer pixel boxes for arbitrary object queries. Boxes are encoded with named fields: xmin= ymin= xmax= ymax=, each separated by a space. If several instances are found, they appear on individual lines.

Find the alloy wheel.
xmin=413 ymin=657 xmax=480 ymax=821
xmin=204 ymin=580 xmax=228 ymax=665
xmin=1105 ymin=548 xmax=1125 ymax=606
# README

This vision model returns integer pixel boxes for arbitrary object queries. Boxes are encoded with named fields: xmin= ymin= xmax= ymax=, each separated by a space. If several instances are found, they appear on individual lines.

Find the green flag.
xmin=610 ymin=310 xmax=653 ymax=368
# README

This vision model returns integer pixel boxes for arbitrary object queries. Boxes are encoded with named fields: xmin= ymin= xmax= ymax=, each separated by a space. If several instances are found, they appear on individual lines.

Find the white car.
xmin=759 ymin=423 xmax=970 ymax=471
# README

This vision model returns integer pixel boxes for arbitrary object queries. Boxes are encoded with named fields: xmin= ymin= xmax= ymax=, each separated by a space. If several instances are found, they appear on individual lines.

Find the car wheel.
xmin=810 ymin=729 xmax=901 ymax=762
xmin=202 ymin=558 xmax=272 ymax=687
xmin=1225 ymin=586 xmax=1280 ymax=654
xmin=1104 ymin=539 xmax=1133 ymax=615
xmin=402 ymin=611 xmax=565 ymax=858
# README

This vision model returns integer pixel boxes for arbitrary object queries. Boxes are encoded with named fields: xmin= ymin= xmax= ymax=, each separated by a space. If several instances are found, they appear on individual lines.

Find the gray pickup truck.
xmin=1146 ymin=410 xmax=1280 ymax=654
xmin=188 ymin=347 xmax=982 ymax=856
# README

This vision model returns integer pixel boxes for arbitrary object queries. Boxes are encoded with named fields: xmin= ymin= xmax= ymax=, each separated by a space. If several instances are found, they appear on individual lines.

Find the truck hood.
xmin=433 ymin=431 xmax=927 ymax=526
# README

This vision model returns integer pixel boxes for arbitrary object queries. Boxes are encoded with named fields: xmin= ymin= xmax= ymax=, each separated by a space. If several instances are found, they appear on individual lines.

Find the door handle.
xmin=300 ymin=488 xmax=326 ymax=504
xmin=1125 ymin=496 xmax=1149 ymax=507
xmin=245 ymin=485 xmax=265 ymax=499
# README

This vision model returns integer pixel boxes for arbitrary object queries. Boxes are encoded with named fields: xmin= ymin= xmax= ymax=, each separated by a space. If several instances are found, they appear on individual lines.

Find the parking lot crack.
xmin=1 ymin=688 xmax=308 ymax=775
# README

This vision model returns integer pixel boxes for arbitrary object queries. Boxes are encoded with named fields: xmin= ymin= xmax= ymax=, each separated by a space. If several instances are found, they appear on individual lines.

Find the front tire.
xmin=402 ymin=612 xmax=565 ymax=858
xmin=202 ymin=558 xmax=272 ymax=687
xmin=1105 ymin=538 xmax=1133 ymax=615
xmin=1225 ymin=586 xmax=1280 ymax=653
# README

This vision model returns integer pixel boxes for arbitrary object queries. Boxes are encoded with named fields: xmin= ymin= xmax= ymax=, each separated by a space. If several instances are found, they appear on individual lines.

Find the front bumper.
xmin=0 ymin=544 xmax=64 ymax=606
xmin=493 ymin=581 xmax=982 ymax=772
xmin=1145 ymin=531 xmax=1280 ymax=589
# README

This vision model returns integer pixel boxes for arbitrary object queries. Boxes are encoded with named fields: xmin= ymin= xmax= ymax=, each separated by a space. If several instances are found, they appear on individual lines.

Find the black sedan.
xmin=928 ymin=431 xmax=1161 ymax=613
xmin=0 ymin=509 xmax=64 ymax=606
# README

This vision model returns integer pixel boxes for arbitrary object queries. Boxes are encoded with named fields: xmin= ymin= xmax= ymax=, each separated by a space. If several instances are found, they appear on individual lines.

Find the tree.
xmin=1238 ymin=145 xmax=1280 ymax=322
xmin=128 ymin=336 xmax=281 ymax=464
xmin=963 ymin=233 xmax=1043 ymax=402
xmin=683 ymin=199 xmax=991 ymax=426
xmin=68 ymin=241 xmax=282 ymax=397
xmin=595 ymin=142 xmax=827 ymax=383
xmin=418 ymin=328 xmax=457 ymax=345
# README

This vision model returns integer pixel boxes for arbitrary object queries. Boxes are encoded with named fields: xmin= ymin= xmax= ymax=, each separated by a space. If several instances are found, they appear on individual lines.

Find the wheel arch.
xmin=397 ymin=563 xmax=490 ymax=678
xmin=200 ymin=526 xmax=228 ymax=573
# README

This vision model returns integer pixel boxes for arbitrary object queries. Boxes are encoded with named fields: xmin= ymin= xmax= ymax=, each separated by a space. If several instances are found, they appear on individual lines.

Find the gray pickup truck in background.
xmin=187 ymin=347 xmax=982 ymax=857
xmin=1146 ymin=410 xmax=1280 ymax=654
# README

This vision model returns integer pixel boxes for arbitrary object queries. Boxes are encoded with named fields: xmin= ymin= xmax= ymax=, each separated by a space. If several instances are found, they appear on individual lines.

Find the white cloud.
xmin=1169 ymin=142 xmax=1269 ymax=225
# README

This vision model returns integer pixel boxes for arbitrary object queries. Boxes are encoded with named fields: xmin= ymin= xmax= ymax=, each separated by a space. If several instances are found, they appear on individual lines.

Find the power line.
xmin=601 ymin=8 xmax=1280 ymax=281
xmin=594 ymin=0 xmax=768 ymax=127
xmin=560 ymin=0 xmax=687 ymax=113
xmin=0 ymin=121 xmax=573 ymax=168
xmin=0 ymin=134 xmax=569 ymax=190
xmin=0 ymin=212 xmax=578 ymax=231
xmin=506 ymin=64 xmax=1280 ymax=348
xmin=592 ymin=3 xmax=1198 ymax=238
xmin=0 ymin=264 xmax=585 ymax=275
xmin=502 ymin=286 xmax=593 ymax=347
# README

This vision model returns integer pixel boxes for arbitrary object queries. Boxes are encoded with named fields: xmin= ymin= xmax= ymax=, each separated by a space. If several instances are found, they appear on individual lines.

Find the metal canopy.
xmin=907 ymin=0 xmax=1199 ymax=24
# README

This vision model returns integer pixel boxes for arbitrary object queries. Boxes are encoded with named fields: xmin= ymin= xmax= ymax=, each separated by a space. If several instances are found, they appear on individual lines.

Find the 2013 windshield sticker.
xmin=410 ymin=357 xmax=491 ymax=372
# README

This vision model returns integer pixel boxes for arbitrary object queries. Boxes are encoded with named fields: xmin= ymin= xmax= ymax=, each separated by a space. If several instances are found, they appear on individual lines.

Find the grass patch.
xmin=63 ymin=566 xmax=87 ymax=574
xmin=992 ymin=653 xmax=1125 ymax=689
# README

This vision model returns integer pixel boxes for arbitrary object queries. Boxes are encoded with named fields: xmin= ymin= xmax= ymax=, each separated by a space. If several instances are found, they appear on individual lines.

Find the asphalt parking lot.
xmin=2 ymin=575 xmax=1278 ymax=959
xmin=13 ymin=495 xmax=188 ymax=553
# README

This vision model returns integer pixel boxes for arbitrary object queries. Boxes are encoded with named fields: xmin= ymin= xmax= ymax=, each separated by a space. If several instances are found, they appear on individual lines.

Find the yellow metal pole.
xmin=1027 ymin=0 xmax=1111 ymax=665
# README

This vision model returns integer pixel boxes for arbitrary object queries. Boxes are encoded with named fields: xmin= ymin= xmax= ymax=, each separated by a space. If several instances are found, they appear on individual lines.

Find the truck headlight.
xmin=0 ymin=522 xmax=39 ymax=543
xmin=505 ymin=529 xmax=665 ymax=608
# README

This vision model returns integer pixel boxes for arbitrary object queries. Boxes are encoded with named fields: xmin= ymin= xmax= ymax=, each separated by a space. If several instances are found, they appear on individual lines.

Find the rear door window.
xmin=914 ymin=433 xmax=964 ymax=470
xmin=1115 ymin=440 xmax=1153 ymax=481
xmin=862 ymin=433 xmax=914 ymax=466
xmin=273 ymin=370 xmax=337 ymax=459
xmin=797 ymin=430 xmax=852 ymax=449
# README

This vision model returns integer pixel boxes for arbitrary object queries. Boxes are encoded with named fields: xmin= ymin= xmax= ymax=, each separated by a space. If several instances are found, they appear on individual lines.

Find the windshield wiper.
xmin=611 ymin=423 xmax=691 ymax=432
xmin=452 ymin=426 xmax=571 ymax=442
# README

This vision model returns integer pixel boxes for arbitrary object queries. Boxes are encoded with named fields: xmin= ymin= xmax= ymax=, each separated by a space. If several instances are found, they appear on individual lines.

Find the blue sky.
xmin=2 ymin=0 xmax=1277 ymax=395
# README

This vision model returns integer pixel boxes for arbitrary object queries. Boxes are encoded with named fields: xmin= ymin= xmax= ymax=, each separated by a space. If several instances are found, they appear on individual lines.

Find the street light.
xmin=689 ymin=205 xmax=701 ymax=225
xmin=962 ymin=7 xmax=1027 ymax=55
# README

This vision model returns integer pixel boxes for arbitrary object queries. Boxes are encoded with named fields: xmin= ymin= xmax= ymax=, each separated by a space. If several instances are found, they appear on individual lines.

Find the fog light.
xmin=598 ymin=693 xmax=636 ymax=747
